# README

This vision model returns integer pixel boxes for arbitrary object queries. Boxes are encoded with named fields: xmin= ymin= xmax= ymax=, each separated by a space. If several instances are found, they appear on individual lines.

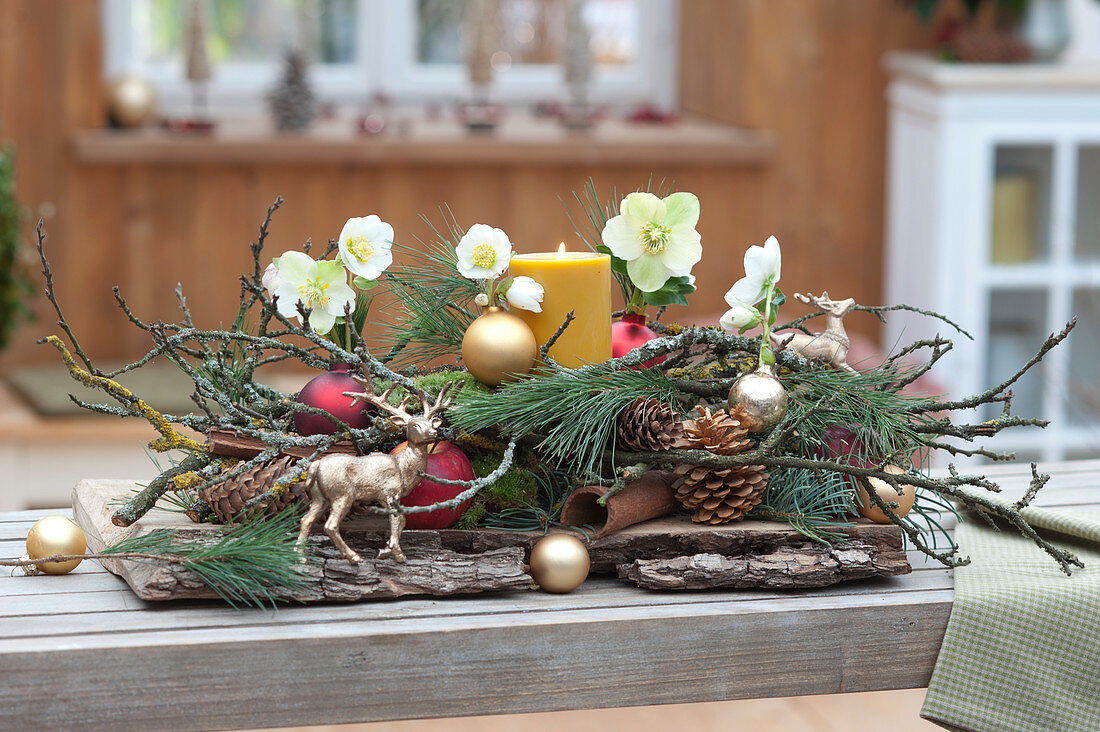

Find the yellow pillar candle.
xmin=509 ymin=246 xmax=612 ymax=368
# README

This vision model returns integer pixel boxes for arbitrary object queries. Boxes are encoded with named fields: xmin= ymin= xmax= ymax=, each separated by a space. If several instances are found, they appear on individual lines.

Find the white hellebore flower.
xmin=504 ymin=276 xmax=544 ymax=313
xmin=273 ymin=251 xmax=356 ymax=336
xmin=262 ymin=261 xmax=282 ymax=297
xmin=720 ymin=304 xmax=761 ymax=332
xmin=456 ymin=224 xmax=513 ymax=280
xmin=725 ymin=235 xmax=782 ymax=307
xmin=338 ymin=215 xmax=394 ymax=281
xmin=474 ymin=293 xmax=490 ymax=308
xmin=601 ymin=191 xmax=702 ymax=293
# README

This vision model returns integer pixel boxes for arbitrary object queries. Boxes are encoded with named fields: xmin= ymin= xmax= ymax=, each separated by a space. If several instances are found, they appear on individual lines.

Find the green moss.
xmin=453 ymin=452 xmax=539 ymax=529
xmin=413 ymin=370 xmax=489 ymax=401
xmin=372 ymin=370 xmax=488 ymax=408
xmin=471 ymin=453 xmax=537 ymax=506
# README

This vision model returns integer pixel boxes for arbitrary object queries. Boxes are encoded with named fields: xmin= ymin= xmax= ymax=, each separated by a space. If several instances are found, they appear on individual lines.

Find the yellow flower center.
xmin=347 ymin=235 xmax=374 ymax=262
xmin=640 ymin=222 xmax=671 ymax=254
xmin=471 ymin=242 xmax=497 ymax=269
xmin=298 ymin=277 xmax=331 ymax=309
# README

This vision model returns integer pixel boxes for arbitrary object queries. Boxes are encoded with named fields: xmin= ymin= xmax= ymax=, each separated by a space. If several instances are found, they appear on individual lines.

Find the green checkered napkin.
xmin=922 ymin=489 xmax=1100 ymax=732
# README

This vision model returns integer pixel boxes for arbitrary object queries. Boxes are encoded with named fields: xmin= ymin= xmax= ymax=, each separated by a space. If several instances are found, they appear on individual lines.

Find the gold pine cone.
xmin=617 ymin=397 xmax=684 ymax=452
xmin=671 ymin=406 xmax=768 ymax=524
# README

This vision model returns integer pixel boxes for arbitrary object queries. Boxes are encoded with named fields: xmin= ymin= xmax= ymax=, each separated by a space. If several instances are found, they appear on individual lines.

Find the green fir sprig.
xmin=380 ymin=210 xmax=480 ymax=365
xmin=101 ymin=509 xmax=314 ymax=608
xmin=783 ymin=364 xmax=933 ymax=466
xmin=754 ymin=468 xmax=857 ymax=544
xmin=450 ymin=366 xmax=680 ymax=477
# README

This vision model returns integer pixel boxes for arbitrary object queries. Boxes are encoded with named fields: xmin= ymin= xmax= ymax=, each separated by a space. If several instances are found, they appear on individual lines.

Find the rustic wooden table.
xmin=2 ymin=460 xmax=1096 ymax=731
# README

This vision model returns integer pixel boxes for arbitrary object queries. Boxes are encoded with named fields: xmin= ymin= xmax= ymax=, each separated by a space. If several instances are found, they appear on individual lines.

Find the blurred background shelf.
xmin=72 ymin=116 xmax=775 ymax=167
xmin=885 ymin=51 xmax=1100 ymax=465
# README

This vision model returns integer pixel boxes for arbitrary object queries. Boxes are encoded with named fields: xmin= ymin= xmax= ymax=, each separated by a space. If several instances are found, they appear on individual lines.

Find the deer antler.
xmin=343 ymin=374 xmax=415 ymax=427
xmin=794 ymin=291 xmax=834 ymax=310
xmin=426 ymin=380 xmax=458 ymax=417
xmin=342 ymin=374 xmax=461 ymax=427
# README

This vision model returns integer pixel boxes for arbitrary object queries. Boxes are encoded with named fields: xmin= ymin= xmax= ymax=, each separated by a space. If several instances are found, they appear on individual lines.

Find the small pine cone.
xmin=199 ymin=455 xmax=309 ymax=523
xmin=672 ymin=406 xmax=753 ymax=455
xmin=671 ymin=406 xmax=768 ymax=524
xmin=617 ymin=397 xmax=684 ymax=452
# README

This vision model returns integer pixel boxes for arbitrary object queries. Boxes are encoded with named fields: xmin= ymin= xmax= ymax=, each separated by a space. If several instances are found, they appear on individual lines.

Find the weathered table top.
xmin=2 ymin=460 xmax=1097 ymax=731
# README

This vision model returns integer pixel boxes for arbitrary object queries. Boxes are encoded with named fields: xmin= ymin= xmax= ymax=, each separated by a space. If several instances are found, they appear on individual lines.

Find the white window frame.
xmin=102 ymin=0 xmax=680 ymax=115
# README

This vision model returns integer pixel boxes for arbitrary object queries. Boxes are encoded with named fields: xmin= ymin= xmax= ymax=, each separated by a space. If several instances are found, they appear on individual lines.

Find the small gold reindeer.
xmin=296 ymin=376 xmax=458 ymax=563
xmin=771 ymin=291 xmax=858 ymax=374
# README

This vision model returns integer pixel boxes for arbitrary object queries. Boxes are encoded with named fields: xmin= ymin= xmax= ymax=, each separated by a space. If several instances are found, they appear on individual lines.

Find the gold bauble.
xmin=727 ymin=364 xmax=788 ymax=432
xmin=461 ymin=307 xmax=538 ymax=386
xmin=26 ymin=515 xmax=86 ymax=575
xmin=107 ymin=75 xmax=157 ymax=128
xmin=856 ymin=464 xmax=916 ymax=524
xmin=529 ymin=533 xmax=590 ymax=593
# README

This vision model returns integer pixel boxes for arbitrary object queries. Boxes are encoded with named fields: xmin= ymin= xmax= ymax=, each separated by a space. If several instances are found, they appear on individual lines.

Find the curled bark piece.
xmin=560 ymin=470 xmax=679 ymax=539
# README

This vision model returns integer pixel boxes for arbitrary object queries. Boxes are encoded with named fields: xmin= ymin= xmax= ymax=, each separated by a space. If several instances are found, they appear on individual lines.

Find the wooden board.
xmin=73 ymin=479 xmax=531 ymax=601
xmin=73 ymin=479 xmax=908 ymax=602
xmin=4 ymin=461 xmax=1096 ymax=730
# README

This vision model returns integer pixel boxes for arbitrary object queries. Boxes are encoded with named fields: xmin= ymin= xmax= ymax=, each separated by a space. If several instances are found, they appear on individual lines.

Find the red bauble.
xmin=392 ymin=441 xmax=476 ymax=529
xmin=612 ymin=313 xmax=664 ymax=367
xmin=293 ymin=363 xmax=373 ymax=437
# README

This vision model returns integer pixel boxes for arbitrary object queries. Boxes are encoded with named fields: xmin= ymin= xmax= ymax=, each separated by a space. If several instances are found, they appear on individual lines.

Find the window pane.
xmin=1075 ymin=146 xmax=1100 ymax=261
xmin=984 ymin=289 xmax=1047 ymax=420
xmin=990 ymin=145 xmax=1052 ymax=264
xmin=140 ymin=0 xmax=357 ymax=66
xmin=416 ymin=0 xmax=638 ymax=67
xmin=1067 ymin=288 xmax=1100 ymax=427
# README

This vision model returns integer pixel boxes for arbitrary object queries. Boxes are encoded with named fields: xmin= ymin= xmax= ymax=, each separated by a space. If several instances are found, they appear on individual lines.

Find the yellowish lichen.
xmin=44 ymin=335 xmax=206 ymax=454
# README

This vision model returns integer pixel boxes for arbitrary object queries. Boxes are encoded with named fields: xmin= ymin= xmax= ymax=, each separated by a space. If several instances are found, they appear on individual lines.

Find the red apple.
xmin=391 ymin=441 xmax=475 ymax=529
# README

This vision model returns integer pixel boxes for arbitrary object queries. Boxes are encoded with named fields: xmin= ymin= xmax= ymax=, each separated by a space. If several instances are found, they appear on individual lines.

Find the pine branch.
xmin=3 ymin=511 xmax=314 ymax=608
xmin=450 ymin=367 xmax=678 ymax=476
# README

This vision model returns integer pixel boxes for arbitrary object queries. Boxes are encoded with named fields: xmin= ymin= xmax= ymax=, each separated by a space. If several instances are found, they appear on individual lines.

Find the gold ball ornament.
xmin=461 ymin=306 xmax=538 ymax=387
xmin=727 ymin=364 xmax=788 ymax=432
xmin=26 ymin=516 xmax=86 ymax=575
xmin=107 ymin=75 xmax=157 ymax=128
xmin=855 ymin=465 xmax=916 ymax=524
xmin=529 ymin=533 xmax=590 ymax=593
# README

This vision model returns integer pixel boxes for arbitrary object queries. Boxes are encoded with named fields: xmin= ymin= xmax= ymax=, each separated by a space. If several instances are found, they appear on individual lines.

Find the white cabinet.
xmin=885 ymin=52 xmax=1100 ymax=463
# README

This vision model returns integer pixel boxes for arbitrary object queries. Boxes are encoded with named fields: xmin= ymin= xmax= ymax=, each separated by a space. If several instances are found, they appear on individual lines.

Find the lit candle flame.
xmin=557 ymin=242 xmax=567 ymax=259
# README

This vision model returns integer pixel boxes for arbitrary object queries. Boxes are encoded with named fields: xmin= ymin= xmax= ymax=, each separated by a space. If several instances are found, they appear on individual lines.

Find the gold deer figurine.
xmin=771 ymin=291 xmax=858 ymax=374
xmin=296 ymin=375 xmax=459 ymax=563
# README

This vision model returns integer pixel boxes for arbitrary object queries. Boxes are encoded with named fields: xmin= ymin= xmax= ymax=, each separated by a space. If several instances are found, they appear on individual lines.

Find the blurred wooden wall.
xmin=0 ymin=1 xmax=928 ymax=367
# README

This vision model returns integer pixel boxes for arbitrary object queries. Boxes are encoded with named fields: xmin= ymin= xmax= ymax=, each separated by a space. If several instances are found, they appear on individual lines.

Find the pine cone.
xmin=671 ymin=406 xmax=768 ymax=524
xmin=617 ymin=397 xmax=684 ymax=452
xmin=268 ymin=50 xmax=317 ymax=132
xmin=199 ymin=455 xmax=309 ymax=523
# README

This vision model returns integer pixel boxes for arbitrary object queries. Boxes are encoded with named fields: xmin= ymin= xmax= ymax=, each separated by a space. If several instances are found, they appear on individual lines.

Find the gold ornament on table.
xmin=672 ymin=407 xmax=768 ymax=524
xmin=855 ymin=464 xmax=916 ymax=524
xmin=529 ymin=533 xmax=590 ymax=593
xmin=461 ymin=306 xmax=537 ymax=387
xmin=297 ymin=376 xmax=459 ymax=563
xmin=107 ymin=75 xmax=157 ymax=128
xmin=771 ymin=291 xmax=857 ymax=374
xmin=24 ymin=515 xmax=86 ymax=575
xmin=727 ymin=363 xmax=788 ymax=433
